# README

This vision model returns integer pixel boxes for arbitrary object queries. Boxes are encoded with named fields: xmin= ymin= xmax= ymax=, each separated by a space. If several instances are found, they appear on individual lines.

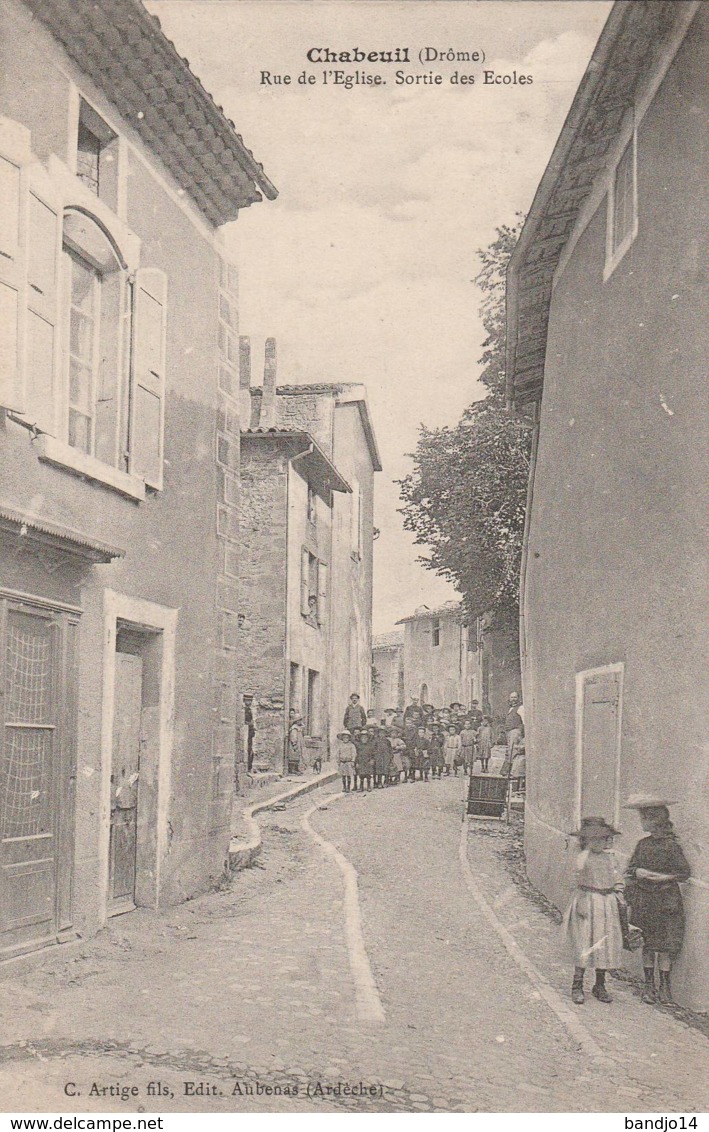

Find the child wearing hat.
xmin=477 ymin=716 xmax=493 ymax=772
xmin=336 ymin=731 xmax=356 ymax=793
xmin=623 ymin=795 xmax=691 ymax=1004
xmin=563 ymin=816 xmax=625 ymax=1005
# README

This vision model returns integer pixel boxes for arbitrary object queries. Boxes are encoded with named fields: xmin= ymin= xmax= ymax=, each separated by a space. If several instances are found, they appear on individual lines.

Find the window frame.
xmin=604 ymin=120 xmax=638 ymax=281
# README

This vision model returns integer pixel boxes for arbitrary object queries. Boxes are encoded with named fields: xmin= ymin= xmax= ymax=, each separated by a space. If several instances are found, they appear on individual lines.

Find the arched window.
xmin=62 ymin=208 xmax=127 ymax=462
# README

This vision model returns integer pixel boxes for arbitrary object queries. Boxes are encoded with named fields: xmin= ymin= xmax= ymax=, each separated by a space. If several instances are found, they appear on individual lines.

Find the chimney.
xmin=260 ymin=337 xmax=277 ymax=428
xmin=239 ymin=336 xmax=253 ymax=426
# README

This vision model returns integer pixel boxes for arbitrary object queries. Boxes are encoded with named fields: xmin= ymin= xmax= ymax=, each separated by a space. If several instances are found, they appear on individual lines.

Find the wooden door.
xmin=108 ymin=653 xmax=142 ymax=915
xmin=580 ymin=670 xmax=622 ymax=822
xmin=0 ymin=605 xmax=59 ymax=954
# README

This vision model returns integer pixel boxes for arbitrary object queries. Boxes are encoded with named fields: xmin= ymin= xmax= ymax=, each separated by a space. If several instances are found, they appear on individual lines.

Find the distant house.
xmin=0 ymin=0 xmax=275 ymax=957
xmin=238 ymin=343 xmax=381 ymax=769
xmin=506 ymin=1 xmax=707 ymax=1008
xmin=372 ymin=630 xmax=404 ymax=719
xmin=394 ymin=601 xmax=519 ymax=718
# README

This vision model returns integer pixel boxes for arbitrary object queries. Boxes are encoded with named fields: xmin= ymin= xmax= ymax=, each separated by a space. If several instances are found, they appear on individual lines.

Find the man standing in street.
xmin=503 ymin=692 xmax=524 ymax=775
xmin=344 ymin=692 xmax=367 ymax=732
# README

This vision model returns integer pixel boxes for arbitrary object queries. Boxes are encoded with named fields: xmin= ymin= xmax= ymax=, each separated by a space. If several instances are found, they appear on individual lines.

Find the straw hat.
xmin=337 ymin=730 xmax=352 ymax=740
xmin=567 ymin=816 xmax=621 ymax=838
xmin=622 ymin=793 xmax=678 ymax=809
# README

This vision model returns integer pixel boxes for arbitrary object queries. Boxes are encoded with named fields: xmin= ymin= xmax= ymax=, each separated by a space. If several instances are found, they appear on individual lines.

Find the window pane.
xmin=70 ymin=309 xmax=94 ymax=361
xmin=70 ymin=255 xmax=96 ymax=313
xmin=68 ymin=408 xmax=91 ymax=453
xmin=69 ymin=358 xmax=92 ymax=410
xmin=77 ymin=121 xmax=100 ymax=195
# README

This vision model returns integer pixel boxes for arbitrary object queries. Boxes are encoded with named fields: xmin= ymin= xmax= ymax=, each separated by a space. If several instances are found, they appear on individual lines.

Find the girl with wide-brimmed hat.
xmin=563 ymin=816 xmax=625 ymax=1005
xmin=623 ymin=796 xmax=691 ymax=1004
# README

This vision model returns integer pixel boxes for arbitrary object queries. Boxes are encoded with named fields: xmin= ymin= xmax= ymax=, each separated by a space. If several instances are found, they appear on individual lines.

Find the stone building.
xmin=506 ymin=0 xmax=707 ymax=1008
xmin=0 ymin=0 xmax=275 ymax=958
xmin=239 ymin=343 xmax=381 ymax=769
xmin=395 ymin=602 xmax=521 ymax=721
xmin=372 ymin=631 xmax=405 ymax=719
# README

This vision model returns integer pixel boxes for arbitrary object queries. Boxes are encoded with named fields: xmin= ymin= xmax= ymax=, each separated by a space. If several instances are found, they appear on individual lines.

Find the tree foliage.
xmin=398 ymin=219 xmax=530 ymax=627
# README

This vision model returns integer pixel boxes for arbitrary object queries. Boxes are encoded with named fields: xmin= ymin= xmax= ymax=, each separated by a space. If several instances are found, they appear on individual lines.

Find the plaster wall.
xmin=0 ymin=1 xmax=238 ymax=941
xmin=286 ymin=463 xmax=332 ymax=763
xmin=329 ymin=402 xmax=375 ymax=747
xmin=372 ymin=647 xmax=404 ymax=719
xmin=402 ymin=614 xmax=473 ymax=709
xmin=523 ymin=17 xmax=709 ymax=1008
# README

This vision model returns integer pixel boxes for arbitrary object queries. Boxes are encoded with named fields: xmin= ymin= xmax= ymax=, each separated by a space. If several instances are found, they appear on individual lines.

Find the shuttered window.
xmin=26 ymin=170 xmax=61 ymax=436
xmin=316 ymin=561 xmax=328 ymax=626
xmin=0 ymin=121 xmax=31 ymax=415
xmin=129 ymin=268 xmax=167 ymax=490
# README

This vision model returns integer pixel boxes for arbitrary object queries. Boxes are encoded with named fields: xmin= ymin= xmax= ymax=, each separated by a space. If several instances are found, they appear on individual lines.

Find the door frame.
xmin=574 ymin=661 xmax=624 ymax=829
xmin=98 ymin=590 xmax=177 ymax=924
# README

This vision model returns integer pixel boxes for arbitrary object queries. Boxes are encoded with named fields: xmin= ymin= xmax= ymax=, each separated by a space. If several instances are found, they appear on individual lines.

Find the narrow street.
xmin=0 ymin=779 xmax=706 ymax=1114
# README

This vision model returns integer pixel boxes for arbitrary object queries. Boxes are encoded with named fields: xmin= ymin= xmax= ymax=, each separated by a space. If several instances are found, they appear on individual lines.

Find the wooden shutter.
xmin=301 ymin=547 xmax=310 ymax=616
xmin=130 ymin=267 xmax=167 ymax=489
xmin=317 ymin=561 xmax=328 ymax=625
xmin=350 ymin=479 xmax=361 ymax=554
xmin=580 ymin=669 xmax=622 ymax=823
xmin=24 ymin=162 xmax=61 ymax=435
xmin=0 ymin=118 xmax=32 ymax=413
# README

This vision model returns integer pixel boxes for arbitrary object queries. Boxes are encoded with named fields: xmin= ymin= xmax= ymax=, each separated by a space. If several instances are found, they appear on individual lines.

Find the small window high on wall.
xmin=604 ymin=125 xmax=637 ymax=279
xmin=76 ymin=101 xmax=119 ymax=210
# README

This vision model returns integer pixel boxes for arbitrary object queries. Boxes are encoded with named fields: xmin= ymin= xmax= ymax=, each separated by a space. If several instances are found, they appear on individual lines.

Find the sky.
xmin=147 ymin=0 xmax=612 ymax=634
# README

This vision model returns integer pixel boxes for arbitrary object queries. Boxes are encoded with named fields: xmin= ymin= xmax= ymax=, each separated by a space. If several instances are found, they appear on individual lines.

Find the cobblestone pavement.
xmin=0 ymin=777 xmax=706 ymax=1113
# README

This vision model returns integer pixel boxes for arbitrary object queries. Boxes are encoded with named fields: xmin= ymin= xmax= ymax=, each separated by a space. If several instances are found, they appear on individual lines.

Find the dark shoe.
xmin=571 ymin=985 xmax=585 ymax=1005
xmin=592 ymin=983 xmax=612 ymax=1003
xmin=658 ymin=972 xmax=673 ymax=1004
xmin=642 ymin=968 xmax=656 ymax=1004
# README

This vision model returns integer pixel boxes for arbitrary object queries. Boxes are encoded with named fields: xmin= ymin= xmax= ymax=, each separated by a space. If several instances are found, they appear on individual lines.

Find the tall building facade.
xmin=0 ymin=0 xmax=275 ymax=958
xmin=238 ymin=350 xmax=381 ymax=769
xmin=506 ymin=1 xmax=707 ymax=1008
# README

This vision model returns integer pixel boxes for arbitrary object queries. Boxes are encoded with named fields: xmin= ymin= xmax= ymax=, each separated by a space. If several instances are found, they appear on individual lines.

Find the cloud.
xmin=149 ymin=0 xmax=611 ymax=631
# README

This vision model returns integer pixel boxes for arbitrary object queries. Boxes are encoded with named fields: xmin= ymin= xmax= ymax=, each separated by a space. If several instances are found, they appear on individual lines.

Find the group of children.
xmin=564 ymin=795 xmax=691 ymax=1007
xmin=335 ymin=707 xmax=498 ymax=794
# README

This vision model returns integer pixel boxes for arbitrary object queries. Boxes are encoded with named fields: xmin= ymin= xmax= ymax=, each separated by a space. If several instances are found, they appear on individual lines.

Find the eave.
xmin=23 ymin=0 xmax=277 ymax=226
xmin=506 ymin=0 xmax=690 ymax=408
xmin=242 ymin=429 xmax=351 ymax=496
xmin=0 ymin=504 xmax=126 ymax=564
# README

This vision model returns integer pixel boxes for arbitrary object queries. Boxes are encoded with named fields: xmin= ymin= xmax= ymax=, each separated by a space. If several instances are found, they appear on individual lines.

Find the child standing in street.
xmin=563 ymin=816 xmax=625 ymax=1005
xmin=478 ymin=716 xmax=492 ymax=772
xmin=460 ymin=722 xmax=476 ymax=773
xmin=623 ymin=795 xmax=691 ymax=1005
xmin=336 ymin=730 xmax=356 ymax=793
xmin=444 ymin=726 xmax=462 ymax=776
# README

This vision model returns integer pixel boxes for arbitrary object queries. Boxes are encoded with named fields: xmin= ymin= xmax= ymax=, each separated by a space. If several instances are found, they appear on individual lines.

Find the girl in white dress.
xmin=563 ymin=816 xmax=625 ymax=1004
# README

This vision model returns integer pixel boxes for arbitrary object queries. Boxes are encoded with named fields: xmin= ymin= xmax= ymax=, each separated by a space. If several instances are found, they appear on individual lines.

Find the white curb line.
xmin=458 ymin=821 xmax=613 ymax=1066
xmin=228 ymin=770 xmax=339 ymax=870
xmin=302 ymin=794 xmax=386 ymax=1026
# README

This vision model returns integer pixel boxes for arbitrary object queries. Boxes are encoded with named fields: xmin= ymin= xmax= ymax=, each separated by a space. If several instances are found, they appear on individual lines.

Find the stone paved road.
xmin=0 ymin=777 xmax=706 ymax=1113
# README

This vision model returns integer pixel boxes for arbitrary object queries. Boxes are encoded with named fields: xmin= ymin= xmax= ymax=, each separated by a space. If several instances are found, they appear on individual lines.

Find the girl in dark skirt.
xmin=623 ymin=795 xmax=691 ymax=1005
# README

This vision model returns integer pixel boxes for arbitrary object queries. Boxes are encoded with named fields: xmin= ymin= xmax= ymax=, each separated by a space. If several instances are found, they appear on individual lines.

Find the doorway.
xmin=0 ymin=596 xmax=78 ymax=957
xmin=100 ymin=591 xmax=177 ymax=921
xmin=108 ymin=650 xmax=143 ymax=914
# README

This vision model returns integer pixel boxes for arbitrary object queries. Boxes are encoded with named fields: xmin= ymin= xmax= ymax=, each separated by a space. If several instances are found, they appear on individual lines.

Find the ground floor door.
xmin=108 ymin=652 xmax=143 ymax=915
xmin=0 ymin=598 xmax=77 ymax=957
